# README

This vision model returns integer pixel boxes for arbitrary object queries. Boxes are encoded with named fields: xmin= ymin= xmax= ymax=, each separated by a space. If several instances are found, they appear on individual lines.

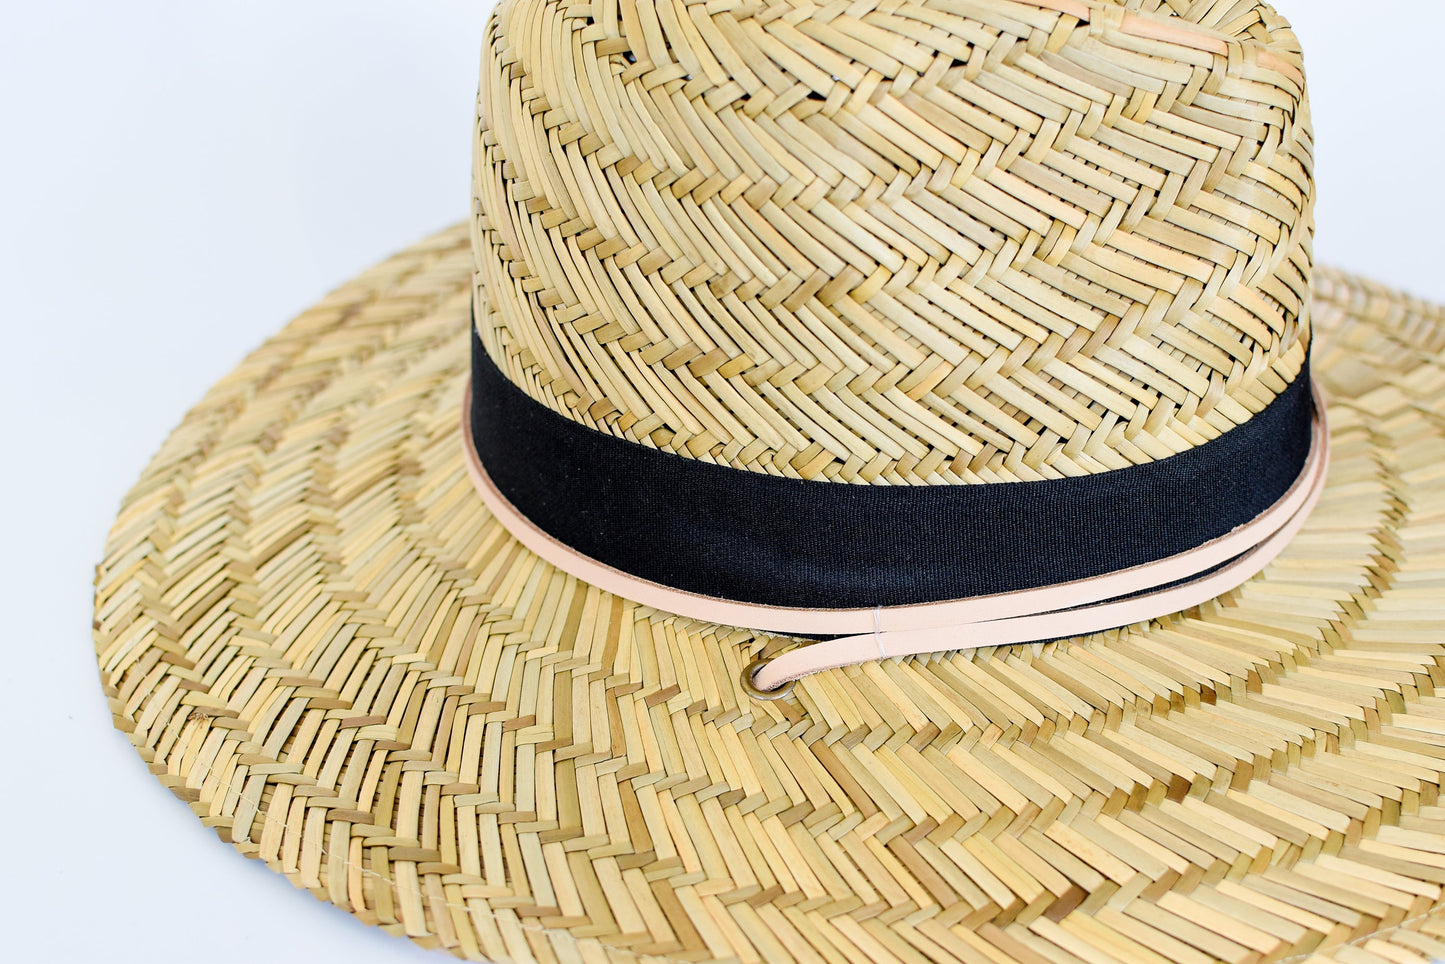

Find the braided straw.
xmin=473 ymin=0 xmax=1313 ymax=484
xmin=94 ymin=226 xmax=1445 ymax=961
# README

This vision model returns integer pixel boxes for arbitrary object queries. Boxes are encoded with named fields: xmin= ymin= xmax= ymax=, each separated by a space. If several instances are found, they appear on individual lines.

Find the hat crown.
xmin=471 ymin=0 xmax=1312 ymax=485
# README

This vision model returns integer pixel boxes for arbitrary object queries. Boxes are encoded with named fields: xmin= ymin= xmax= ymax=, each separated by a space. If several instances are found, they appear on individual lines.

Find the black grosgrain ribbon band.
xmin=467 ymin=323 xmax=1317 ymax=614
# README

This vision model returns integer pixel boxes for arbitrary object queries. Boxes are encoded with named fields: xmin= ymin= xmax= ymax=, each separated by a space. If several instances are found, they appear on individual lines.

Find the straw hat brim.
xmin=94 ymin=223 xmax=1445 ymax=963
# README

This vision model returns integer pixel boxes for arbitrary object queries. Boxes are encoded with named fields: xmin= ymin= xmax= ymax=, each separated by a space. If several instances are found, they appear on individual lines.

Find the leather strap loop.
xmin=462 ymin=363 xmax=1328 ymax=692
xmin=749 ymin=392 xmax=1327 ymax=691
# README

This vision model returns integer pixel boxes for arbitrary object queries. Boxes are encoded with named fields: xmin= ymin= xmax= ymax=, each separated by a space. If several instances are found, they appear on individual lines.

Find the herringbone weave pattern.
xmin=95 ymin=223 xmax=1445 ymax=961
xmin=473 ymin=0 xmax=1313 ymax=484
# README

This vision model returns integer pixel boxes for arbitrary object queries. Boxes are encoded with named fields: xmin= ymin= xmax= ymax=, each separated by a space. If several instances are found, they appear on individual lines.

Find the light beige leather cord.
xmin=462 ymin=380 xmax=1329 ymax=693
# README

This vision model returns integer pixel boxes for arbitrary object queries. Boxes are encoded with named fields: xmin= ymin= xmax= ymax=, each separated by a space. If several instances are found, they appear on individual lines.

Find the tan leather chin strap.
xmin=463 ymin=383 xmax=1329 ymax=697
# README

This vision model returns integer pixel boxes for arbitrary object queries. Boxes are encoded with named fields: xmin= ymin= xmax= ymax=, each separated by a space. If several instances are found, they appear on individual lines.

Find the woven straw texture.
xmin=474 ymin=0 xmax=1312 ymax=484
xmin=96 ymin=223 xmax=1445 ymax=963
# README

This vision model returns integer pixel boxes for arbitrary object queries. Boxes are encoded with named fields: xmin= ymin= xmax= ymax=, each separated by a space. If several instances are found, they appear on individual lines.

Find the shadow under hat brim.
xmin=95 ymin=223 xmax=1445 ymax=963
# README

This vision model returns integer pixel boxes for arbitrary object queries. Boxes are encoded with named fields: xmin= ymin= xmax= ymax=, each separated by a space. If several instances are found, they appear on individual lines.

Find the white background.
xmin=2 ymin=3 xmax=1441 ymax=961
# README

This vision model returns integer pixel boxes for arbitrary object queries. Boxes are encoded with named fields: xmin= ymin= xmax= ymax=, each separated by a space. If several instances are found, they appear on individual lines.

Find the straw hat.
xmin=93 ymin=1 xmax=1445 ymax=961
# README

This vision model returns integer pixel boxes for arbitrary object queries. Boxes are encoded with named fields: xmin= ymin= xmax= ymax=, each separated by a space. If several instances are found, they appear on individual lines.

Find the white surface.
xmin=2 ymin=3 xmax=1441 ymax=961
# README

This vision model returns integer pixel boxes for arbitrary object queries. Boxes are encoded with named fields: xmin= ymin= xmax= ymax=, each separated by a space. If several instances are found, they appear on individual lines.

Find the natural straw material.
xmin=94 ymin=0 xmax=1445 ymax=961
xmin=96 ymin=223 xmax=1445 ymax=962
xmin=474 ymin=0 xmax=1312 ymax=486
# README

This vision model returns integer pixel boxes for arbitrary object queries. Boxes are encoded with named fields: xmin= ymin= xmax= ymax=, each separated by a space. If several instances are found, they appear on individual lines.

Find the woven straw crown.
xmin=471 ymin=0 xmax=1313 ymax=485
